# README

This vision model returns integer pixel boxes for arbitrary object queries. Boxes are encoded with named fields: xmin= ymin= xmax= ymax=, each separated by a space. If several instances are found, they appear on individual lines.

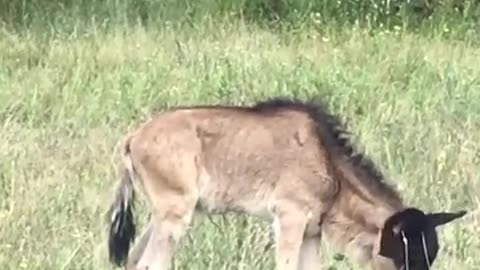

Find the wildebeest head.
xmin=372 ymin=208 xmax=467 ymax=270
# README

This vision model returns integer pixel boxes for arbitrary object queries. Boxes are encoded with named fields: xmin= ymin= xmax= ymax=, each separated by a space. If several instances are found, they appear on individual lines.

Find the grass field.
xmin=1 ymin=2 xmax=480 ymax=270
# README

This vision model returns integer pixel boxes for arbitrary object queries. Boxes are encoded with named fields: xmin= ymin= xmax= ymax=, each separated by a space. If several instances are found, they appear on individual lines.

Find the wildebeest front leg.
xmin=298 ymin=235 xmax=322 ymax=270
xmin=273 ymin=204 xmax=309 ymax=270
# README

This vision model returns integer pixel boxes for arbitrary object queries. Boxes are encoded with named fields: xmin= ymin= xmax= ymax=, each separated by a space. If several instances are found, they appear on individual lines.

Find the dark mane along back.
xmin=251 ymin=97 xmax=402 ymax=204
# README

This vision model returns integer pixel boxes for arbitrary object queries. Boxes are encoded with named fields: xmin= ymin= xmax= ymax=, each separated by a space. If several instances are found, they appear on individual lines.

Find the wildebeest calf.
xmin=107 ymin=97 xmax=467 ymax=270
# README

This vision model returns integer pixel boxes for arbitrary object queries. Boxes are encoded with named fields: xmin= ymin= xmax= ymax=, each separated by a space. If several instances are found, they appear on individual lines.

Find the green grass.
xmin=1 ymin=3 xmax=480 ymax=270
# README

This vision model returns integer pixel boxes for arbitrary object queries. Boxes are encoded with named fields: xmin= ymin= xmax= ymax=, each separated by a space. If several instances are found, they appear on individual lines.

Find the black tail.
xmin=107 ymin=144 xmax=136 ymax=267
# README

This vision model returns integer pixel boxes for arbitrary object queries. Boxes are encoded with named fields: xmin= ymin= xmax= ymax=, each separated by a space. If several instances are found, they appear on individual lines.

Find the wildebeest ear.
xmin=427 ymin=210 xmax=467 ymax=227
xmin=377 ymin=208 xmax=424 ymax=258
xmin=378 ymin=230 xmax=395 ymax=258
xmin=378 ymin=223 xmax=399 ymax=258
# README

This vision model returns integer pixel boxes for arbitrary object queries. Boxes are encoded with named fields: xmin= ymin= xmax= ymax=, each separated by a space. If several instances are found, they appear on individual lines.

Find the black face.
xmin=392 ymin=228 xmax=439 ymax=270
xmin=376 ymin=208 xmax=466 ymax=270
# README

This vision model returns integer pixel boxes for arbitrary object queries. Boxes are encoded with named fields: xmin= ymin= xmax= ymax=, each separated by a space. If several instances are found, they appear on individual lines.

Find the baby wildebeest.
xmin=107 ymin=97 xmax=467 ymax=270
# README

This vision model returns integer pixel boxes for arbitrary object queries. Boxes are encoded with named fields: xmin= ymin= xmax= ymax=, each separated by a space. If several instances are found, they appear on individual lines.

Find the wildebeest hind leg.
xmin=135 ymin=191 xmax=196 ymax=270
xmin=125 ymin=220 xmax=153 ymax=270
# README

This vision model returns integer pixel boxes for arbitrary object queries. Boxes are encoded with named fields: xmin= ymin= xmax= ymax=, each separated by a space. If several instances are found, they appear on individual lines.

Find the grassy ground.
xmin=1 ymin=5 xmax=480 ymax=270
